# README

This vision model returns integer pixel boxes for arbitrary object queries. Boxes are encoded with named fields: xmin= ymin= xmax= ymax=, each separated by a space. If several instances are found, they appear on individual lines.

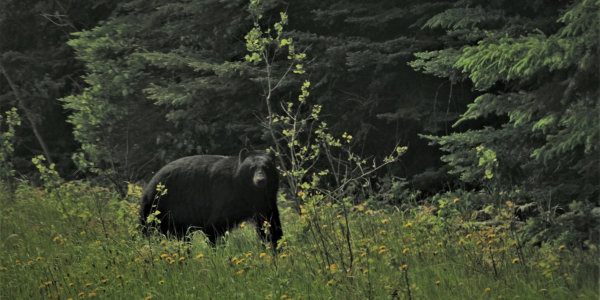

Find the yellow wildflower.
xmin=405 ymin=222 xmax=412 ymax=228
xmin=158 ymin=280 xmax=165 ymax=285
xmin=558 ymin=245 xmax=566 ymax=251
xmin=196 ymin=254 xmax=204 ymax=259
xmin=512 ymin=258 xmax=520 ymax=264
xmin=381 ymin=218 xmax=390 ymax=224
xmin=435 ymin=280 xmax=440 ymax=286
xmin=326 ymin=279 xmax=334 ymax=286
xmin=402 ymin=248 xmax=409 ymax=254
xmin=259 ymin=252 xmax=266 ymax=258
xmin=453 ymin=198 xmax=459 ymax=203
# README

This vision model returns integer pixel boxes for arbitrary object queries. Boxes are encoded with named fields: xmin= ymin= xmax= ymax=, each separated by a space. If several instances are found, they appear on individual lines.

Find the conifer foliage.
xmin=412 ymin=0 xmax=599 ymax=244
xmin=62 ymin=0 xmax=261 ymax=183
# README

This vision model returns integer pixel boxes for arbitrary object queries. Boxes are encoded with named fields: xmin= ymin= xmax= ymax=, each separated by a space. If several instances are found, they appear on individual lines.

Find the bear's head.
xmin=237 ymin=150 xmax=277 ymax=190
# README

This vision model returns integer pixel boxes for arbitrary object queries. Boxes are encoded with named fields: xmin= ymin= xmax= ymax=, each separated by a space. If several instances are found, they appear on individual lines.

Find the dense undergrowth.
xmin=0 ymin=181 xmax=597 ymax=300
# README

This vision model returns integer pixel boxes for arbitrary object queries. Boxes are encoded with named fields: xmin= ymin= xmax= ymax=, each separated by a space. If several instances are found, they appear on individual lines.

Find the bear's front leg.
xmin=255 ymin=209 xmax=283 ymax=249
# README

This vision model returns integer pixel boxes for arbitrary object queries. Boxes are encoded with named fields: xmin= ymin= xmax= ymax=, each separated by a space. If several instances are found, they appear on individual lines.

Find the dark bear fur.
xmin=140 ymin=150 xmax=282 ymax=247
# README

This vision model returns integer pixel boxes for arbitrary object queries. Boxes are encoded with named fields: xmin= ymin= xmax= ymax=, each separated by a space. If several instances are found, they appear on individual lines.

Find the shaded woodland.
xmin=1 ymin=0 xmax=598 ymax=246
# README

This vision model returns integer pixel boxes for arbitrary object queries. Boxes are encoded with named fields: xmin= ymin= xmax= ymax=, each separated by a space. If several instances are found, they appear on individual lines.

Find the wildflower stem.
xmin=403 ymin=265 xmax=412 ymax=300
xmin=489 ymin=244 xmax=498 ymax=277
xmin=341 ymin=203 xmax=354 ymax=270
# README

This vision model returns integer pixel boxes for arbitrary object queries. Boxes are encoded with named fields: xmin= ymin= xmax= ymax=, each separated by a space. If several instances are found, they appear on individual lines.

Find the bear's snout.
xmin=253 ymin=169 xmax=267 ymax=188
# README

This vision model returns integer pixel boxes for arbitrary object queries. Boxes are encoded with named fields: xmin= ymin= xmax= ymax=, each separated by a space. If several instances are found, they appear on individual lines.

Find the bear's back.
xmin=142 ymin=155 xmax=241 ymax=226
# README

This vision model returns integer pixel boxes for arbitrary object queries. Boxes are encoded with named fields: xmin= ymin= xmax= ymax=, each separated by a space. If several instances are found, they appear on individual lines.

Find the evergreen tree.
xmin=0 ymin=0 xmax=117 ymax=176
xmin=411 ymin=0 xmax=599 ymax=244
xmin=63 ymin=0 xmax=265 ymax=185
xmin=286 ymin=0 xmax=473 ymax=182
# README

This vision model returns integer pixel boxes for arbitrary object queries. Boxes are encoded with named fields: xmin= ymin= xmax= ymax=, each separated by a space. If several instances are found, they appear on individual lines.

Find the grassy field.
xmin=0 ymin=181 xmax=597 ymax=299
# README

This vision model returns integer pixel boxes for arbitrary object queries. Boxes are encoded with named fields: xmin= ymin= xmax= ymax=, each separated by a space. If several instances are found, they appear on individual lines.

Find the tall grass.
xmin=0 ymin=181 xmax=597 ymax=299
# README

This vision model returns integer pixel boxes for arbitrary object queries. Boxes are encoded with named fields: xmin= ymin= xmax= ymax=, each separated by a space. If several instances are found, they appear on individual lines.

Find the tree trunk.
xmin=0 ymin=61 xmax=54 ymax=165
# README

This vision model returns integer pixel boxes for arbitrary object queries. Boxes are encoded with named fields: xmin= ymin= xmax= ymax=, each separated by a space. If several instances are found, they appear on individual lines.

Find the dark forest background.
xmin=0 ymin=0 xmax=598 ymax=246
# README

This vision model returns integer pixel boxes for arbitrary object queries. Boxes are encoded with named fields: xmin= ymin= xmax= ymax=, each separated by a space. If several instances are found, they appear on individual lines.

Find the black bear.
xmin=139 ymin=150 xmax=282 ymax=247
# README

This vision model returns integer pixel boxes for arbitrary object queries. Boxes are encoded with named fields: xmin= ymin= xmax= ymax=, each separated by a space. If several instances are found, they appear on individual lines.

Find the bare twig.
xmin=0 ymin=60 xmax=54 ymax=165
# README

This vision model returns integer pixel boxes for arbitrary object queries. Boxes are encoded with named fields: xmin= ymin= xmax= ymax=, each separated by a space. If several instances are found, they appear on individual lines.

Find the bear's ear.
xmin=238 ymin=148 xmax=250 ymax=164
xmin=266 ymin=148 xmax=276 ymax=161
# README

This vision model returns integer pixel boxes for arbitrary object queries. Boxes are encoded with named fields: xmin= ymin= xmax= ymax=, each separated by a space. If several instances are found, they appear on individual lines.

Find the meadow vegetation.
xmin=0 ymin=179 xmax=597 ymax=299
